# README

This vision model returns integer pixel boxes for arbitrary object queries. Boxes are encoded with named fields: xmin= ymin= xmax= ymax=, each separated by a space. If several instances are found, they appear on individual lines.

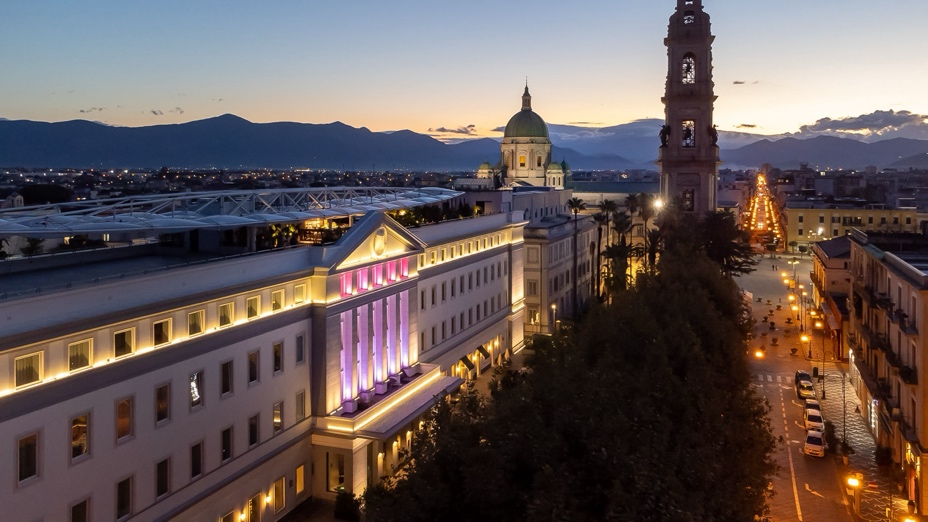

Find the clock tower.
xmin=658 ymin=0 xmax=719 ymax=214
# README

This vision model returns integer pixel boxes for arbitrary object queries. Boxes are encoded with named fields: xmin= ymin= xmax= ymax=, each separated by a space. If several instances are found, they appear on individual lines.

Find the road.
xmin=739 ymin=254 xmax=853 ymax=521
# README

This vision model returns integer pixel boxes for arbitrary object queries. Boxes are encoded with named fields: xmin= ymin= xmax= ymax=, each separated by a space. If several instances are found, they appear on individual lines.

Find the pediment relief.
xmin=336 ymin=223 xmax=420 ymax=271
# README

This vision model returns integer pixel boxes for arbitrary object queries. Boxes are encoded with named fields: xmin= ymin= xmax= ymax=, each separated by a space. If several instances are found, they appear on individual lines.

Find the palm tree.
xmin=699 ymin=211 xmax=757 ymax=277
xmin=598 ymin=200 xmax=618 ymax=242
xmin=637 ymin=194 xmax=655 ymax=272
xmin=567 ymin=197 xmax=586 ymax=317
xmin=611 ymin=212 xmax=634 ymax=287
xmin=592 ymin=212 xmax=609 ymax=299
xmin=624 ymin=193 xmax=640 ymax=218
xmin=601 ymin=244 xmax=631 ymax=298
xmin=645 ymin=228 xmax=663 ymax=275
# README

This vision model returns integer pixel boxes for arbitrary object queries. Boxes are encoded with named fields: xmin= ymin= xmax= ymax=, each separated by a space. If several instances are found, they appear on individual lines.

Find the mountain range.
xmin=2 ymin=114 xmax=927 ymax=172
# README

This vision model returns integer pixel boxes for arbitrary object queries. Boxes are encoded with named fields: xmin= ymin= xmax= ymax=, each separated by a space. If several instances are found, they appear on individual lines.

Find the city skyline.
xmin=2 ymin=0 xmax=927 ymax=142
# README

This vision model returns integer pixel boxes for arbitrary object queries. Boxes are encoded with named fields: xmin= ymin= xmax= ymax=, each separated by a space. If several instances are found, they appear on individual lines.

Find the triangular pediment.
xmin=330 ymin=211 xmax=425 ymax=271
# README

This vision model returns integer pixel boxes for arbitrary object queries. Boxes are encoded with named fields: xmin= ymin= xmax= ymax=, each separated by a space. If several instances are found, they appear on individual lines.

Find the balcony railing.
xmin=900 ymin=365 xmax=919 ymax=386
xmin=885 ymin=349 xmax=902 ymax=369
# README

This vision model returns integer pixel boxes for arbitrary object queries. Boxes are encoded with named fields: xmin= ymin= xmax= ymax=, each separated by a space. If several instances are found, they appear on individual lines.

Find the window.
xmin=190 ymin=442 xmax=203 ymax=479
xmin=246 ymin=494 xmax=261 ymax=522
xmin=153 ymin=319 xmax=171 ymax=346
xmin=18 ymin=433 xmax=39 ymax=483
xmin=71 ymin=413 xmax=90 ymax=461
xmin=190 ymin=371 xmax=204 ymax=409
xmin=188 ymin=310 xmax=204 ymax=336
xmin=420 ymin=290 xmax=426 ymax=310
xmin=296 ymin=465 xmax=305 ymax=495
xmin=536 ymin=156 xmax=542 ymax=167
xmin=219 ymin=303 xmax=234 ymax=327
xmin=682 ymin=54 xmax=695 ymax=83
xmin=798 ymin=228 xmax=803 ymax=236
xmin=116 ymin=476 xmax=132 ymax=520
xmin=271 ymin=290 xmax=284 ymax=311
xmin=155 ymin=458 xmax=170 ymax=498
xmin=681 ymin=120 xmax=695 ymax=147
xmin=69 ymin=339 xmax=92 ymax=372
xmin=248 ymin=351 xmax=259 ymax=384
xmin=273 ymin=402 xmax=283 ymax=434
xmin=220 ymin=361 xmax=233 ymax=396
xmin=296 ymin=390 xmax=306 ymax=421
xmin=221 ymin=427 xmax=233 ymax=463
xmin=294 ymin=284 xmax=306 ymax=304
xmin=529 ymin=308 xmax=539 ymax=324
xmin=519 ymin=155 xmax=526 ymax=167
xmin=155 ymin=384 xmax=170 ymax=424
xmin=70 ymin=499 xmax=89 ymax=522
xmin=273 ymin=342 xmax=283 ymax=373
xmin=683 ymin=10 xmax=695 ymax=24
xmin=527 ymin=280 xmax=538 ymax=296
xmin=116 ymin=397 xmax=133 ymax=441
xmin=15 ymin=352 xmax=43 ymax=388
xmin=114 ymin=328 xmax=134 ymax=357
xmin=295 ymin=334 xmax=305 ymax=365
xmin=247 ymin=296 xmax=260 ymax=319
xmin=220 ymin=513 xmax=234 ymax=522
xmin=249 ymin=415 xmax=259 ymax=447
xmin=274 ymin=476 xmax=285 ymax=512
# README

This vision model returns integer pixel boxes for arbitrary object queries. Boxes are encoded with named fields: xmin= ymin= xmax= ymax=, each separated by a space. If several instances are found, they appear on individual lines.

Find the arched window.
xmin=682 ymin=54 xmax=696 ymax=84
xmin=682 ymin=120 xmax=695 ymax=147
xmin=683 ymin=10 xmax=695 ymax=24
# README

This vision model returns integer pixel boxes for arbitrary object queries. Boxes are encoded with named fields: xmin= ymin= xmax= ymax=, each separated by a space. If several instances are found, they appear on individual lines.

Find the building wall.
xmin=785 ymin=207 xmax=917 ymax=246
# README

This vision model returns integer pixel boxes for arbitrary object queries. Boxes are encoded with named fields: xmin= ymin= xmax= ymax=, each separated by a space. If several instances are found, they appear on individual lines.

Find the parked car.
xmin=795 ymin=370 xmax=812 ymax=385
xmin=805 ymin=398 xmax=821 ymax=412
xmin=803 ymin=430 xmax=826 ymax=457
xmin=804 ymin=408 xmax=825 ymax=432
xmin=796 ymin=380 xmax=816 ymax=400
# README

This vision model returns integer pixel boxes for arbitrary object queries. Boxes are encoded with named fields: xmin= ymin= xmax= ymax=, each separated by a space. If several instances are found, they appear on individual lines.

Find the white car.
xmin=804 ymin=408 xmax=825 ymax=432
xmin=803 ymin=430 xmax=825 ymax=457
xmin=805 ymin=398 xmax=821 ymax=412
xmin=797 ymin=380 xmax=816 ymax=400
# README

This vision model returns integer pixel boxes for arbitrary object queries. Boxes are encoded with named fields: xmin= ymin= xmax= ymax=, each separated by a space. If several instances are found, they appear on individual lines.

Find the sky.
xmin=2 ymin=0 xmax=927 ymax=141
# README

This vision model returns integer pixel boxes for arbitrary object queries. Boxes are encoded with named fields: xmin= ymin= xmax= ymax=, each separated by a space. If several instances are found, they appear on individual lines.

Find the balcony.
xmin=853 ymin=280 xmax=876 ymax=307
xmin=858 ymin=323 xmax=890 ymax=352
xmin=855 ymin=357 xmax=887 ymax=401
xmin=900 ymin=365 xmax=919 ymax=386
xmin=884 ymin=349 xmax=902 ymax=369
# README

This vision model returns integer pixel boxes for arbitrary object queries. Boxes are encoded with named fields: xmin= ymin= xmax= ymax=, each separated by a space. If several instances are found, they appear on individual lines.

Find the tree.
xmin=699 ymin=211 xmax=757 ymax=277
xmin=567 ymin=197 xmax=586 ymax=318
xmin=624 ymin=193 xmax=640 ymax=218
xmin=20 ymin=238 xmax=45 ymax=256
xmin=19 ymin=184 xmax=71 ymax=205
xmin=593 ymin=212 xmax=608 ymax=299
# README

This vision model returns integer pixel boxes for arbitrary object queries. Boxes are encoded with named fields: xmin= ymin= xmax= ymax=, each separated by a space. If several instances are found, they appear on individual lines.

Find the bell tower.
xmin=658 ymin=0 xmax=719 ymax=214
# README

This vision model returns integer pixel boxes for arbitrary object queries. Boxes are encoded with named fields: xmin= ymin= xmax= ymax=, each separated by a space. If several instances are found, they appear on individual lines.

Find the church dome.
xmin=546 ymin=162 xmax=562 ymax=172
xmin=503 ymin=86 xmax=549 ymax=139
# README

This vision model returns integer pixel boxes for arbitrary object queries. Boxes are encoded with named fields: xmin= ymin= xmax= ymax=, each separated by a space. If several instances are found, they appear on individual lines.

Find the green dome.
xmin=504 ymin=110 xmax=549 ymax=139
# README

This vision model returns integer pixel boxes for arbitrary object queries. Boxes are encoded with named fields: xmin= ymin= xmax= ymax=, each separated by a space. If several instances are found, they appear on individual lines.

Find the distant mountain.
xmin=0 ymin=115 xmax=638 ymax=171
xmin=721 ymin=136 xmax=928 ymax=170
xmin=3 ymin=114 xmax=925 ymax=171
xmin=889 ymin=152 xmax=928 ymax=169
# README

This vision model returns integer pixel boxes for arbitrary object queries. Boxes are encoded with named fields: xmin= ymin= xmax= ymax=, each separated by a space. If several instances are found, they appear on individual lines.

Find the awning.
xmin=459 ymin=356 xmax=475 ymax=370
xmin=820 ymin=306 xmax=840 ymax=331
xmin=476 ymin=345 xmax=491 ymax=359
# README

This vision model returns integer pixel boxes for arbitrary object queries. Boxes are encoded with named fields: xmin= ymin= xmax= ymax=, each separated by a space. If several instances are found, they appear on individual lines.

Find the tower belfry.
xmin=658 ymin=0 xmax=719 ymax=213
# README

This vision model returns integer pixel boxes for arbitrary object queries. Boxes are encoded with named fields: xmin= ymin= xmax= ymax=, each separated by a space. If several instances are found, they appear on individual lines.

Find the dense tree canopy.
xmin=363 ymin=251 xmax=778 ymax=521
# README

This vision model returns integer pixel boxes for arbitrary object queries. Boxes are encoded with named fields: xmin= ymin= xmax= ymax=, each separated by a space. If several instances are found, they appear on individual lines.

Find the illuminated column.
xmin=339 ymin=310 xmax=355 ymax=406
xmin=386 ymin=294 xmax=397 ymax=375
xmin=400 ymin=289 xmax=412 ymax=366
xmin=372 ymin=299 xmax=384 ymax=384
xmin=356 ymin=304 xmax=370 ymax=392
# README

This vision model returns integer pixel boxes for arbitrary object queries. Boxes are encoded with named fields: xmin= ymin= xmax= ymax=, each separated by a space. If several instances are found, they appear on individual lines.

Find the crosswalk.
xmin=753 ymin=373 xmax=787 ymax=383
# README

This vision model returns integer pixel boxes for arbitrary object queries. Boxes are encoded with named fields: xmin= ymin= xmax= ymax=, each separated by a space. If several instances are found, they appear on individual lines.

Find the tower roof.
xmin=503 ymin=86 xmax=549 ymax=139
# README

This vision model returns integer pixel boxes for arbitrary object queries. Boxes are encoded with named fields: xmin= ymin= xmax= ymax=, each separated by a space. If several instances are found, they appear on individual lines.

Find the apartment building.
xmin=784 ymin=202 xmax=917 ymax=248
xmin=847 ymin=229 xmax=928 ymax=510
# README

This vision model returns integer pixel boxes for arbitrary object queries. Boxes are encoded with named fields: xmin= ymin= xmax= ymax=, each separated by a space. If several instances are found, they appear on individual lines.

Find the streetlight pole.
xmin=550 ymin=303 xmax=557 ymax=335
xmin=816 ymin=320 xmax=827 ymax=399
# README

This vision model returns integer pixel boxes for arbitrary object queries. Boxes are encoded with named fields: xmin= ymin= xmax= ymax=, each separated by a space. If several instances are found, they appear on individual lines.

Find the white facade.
xmin=0 ymin=207 xmax=528 ymax=521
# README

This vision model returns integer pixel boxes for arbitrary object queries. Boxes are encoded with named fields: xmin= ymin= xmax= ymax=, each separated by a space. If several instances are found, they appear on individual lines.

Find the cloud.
xmin=212 ymin=98 xmax=223 ymax=102
xmin=428 ymin=124 xmax=476 ymax=135
xmin=733 ymin=81 xmax=746 ymax=85
xmin=170 ymin=107 xmax=184 ymax=115
xmin=79 ymin=107 xmax=105 ymax=113
xmin=568 ymin=121 xmax=603 ymax=125
xmin=151 ymin=109 xmax=163 ymax=116
xmin=796 ymin=109 xmax=928 ymax=141
xmin=492 ymin=126 xmax=505 ymax=133
xmin=737 ymin=124 xmax=757 ymax=128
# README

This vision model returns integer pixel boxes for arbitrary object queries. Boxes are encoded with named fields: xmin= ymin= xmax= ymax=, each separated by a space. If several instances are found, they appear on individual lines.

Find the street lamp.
xmin=815 ymin=320 xmax=826 ymax=399
xmin=550 ymin=303 xmax=557 ymax=335
xmin=802 ymin=334 xmax=811 ymax=359
xmin=847 ymin=473 xmax=863 ymax=517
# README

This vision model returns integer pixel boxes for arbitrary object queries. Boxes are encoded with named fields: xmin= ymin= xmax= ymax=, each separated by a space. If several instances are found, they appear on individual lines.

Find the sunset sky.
xmin=2 ymin=0 xmax=926 ymax=140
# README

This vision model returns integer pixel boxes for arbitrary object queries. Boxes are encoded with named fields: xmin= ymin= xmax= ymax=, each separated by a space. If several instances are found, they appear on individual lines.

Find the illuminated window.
xmin=271 ymin=290 xmax=284 ymax=311
xmin=155 ymin=384 xmax=170 ymax=424
xmin=326 ymin=452 xmax=345 ymax=492
xmin=14 ymin=351 xmax=43 ymax=388
xmin=219 ymin=303 xmax=234 ymax=327
xmin=69 ymin=339 xmax=92 ymax=372
xmin=274 ymin=476 xmax=285 ymax=512
xmin=682 ymin=54 xmax=696 ymax=84
xmin=296 ymin=465 xmax=305 ymax=494
xmin=273 ymin=402 xmax=283 ymax=434
xmin=114 ymin=328 xmax=134 ymax=357
xmin=71 ymin=412 xmax=90 ymax=461
xmin=682 ymin=120 xmax=696 ymax=147
xmin=220 ymin=513 xmax=234 ymax=522
xmin=245 ymin=494 xmax=260 ymax=522
xmin=294 ymin=284 xmax=306 ymax=304
xmin=153 ymin=319 xmax=171 ymax=346
xmin=340 ymin=272 xmax=353 ymax=296
xmin=115 ymin=397 xmax=133 ymax=441
xmin=190 ymin=371 xmax=203 ymax=409
xmin=188 ymin=310 xmax=204 ymax=336
xmin=519 ymin=155 xmax=526 ymax=167
xmin=246 ymin=296 xmax=260 ymax=319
